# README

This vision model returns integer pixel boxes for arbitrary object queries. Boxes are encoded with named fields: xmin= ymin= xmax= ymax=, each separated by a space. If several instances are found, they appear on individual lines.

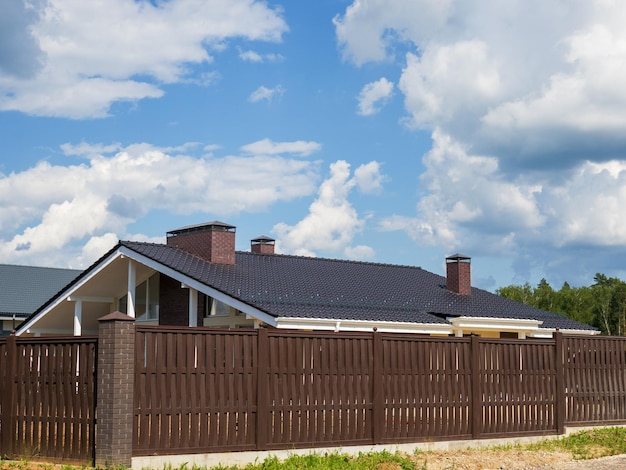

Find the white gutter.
xmin=275 ymin=316 xmax=453 ymax=335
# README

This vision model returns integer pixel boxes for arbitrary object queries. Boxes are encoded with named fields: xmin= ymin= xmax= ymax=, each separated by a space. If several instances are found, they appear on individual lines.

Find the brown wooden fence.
xmin=132 ymin=327 xmax=626 ymax=457
xmin=564 ymin=335 xmax=626 ymax=424
xmin=0 ymin=336 xmax=97 ymax=463
xmin=2 ymin=328 xmax=626 ymax=462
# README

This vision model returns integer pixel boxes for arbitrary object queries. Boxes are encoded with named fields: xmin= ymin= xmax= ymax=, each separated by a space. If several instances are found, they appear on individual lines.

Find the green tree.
xmin=534 ymin=278 xmax=556 ymax=312
xmin=496 ymin=283 xmax=534 ymax=304
xmin=591 ymin=273 xmax=625 ymax=335
xmin=497 ymin=275 xmax=626 ymax=335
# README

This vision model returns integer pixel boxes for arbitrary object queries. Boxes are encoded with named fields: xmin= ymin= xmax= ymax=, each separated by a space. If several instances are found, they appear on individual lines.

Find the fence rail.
xmin=3 ymin=328 xmax=626 ymax=462
xmin=0 ymin=336 xmax=97 ymax=463
xmin=564 ymin=336 xmax=626 ymax=424
xmin=132 ymin=327 xmax=626 ymax=456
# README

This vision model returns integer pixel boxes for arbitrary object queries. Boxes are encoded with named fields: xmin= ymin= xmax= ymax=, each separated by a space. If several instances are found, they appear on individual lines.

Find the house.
xmin=0 ymin=263 xmax=81 ymax=335
xmin=15 ymin=221 xmax=598 ymax=338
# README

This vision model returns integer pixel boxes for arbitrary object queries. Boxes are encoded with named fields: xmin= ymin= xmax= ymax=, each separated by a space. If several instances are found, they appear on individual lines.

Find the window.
xmin=203 ymin=295 xmax=239 ymax=317
xmin=118 ymin=273 xmax=159 ymax=321
xmin=212 ymin=299 xmax=238 ymax=317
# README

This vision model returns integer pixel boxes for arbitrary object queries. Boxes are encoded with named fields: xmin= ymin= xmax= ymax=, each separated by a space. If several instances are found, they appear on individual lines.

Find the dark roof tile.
xmin=121 ymin=241 xmax=596 ymax=331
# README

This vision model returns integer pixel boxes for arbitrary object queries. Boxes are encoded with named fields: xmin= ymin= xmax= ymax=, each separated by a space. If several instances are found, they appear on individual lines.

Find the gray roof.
xmin=0 ymin=264 xmax=81 ymax=318
xmin=119 ymin=241 xmax=596 ymax=331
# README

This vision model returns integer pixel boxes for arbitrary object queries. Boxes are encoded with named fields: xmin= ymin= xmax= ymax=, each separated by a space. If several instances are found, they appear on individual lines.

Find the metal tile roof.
xmin=121 ymin=241 xmax=597 ymax=331
xmin=0 ymin=264 xmax=81 ymax=318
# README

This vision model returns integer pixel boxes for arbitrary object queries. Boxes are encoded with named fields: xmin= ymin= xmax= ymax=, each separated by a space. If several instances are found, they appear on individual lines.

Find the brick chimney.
xmin=446 ymin=254 xmax=471 ymax=295
xmin=251 ymin=235 xmax=275 ymax=254
xmin=166 ymin=221 xmax=236 ymax=264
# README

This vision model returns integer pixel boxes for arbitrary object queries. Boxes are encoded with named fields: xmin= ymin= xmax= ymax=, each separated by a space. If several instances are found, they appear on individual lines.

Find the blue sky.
xmin=3 ymin=0 xmax=626 ymax=291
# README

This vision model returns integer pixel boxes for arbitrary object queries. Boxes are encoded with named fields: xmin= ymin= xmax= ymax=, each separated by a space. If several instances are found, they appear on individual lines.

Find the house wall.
xmin=158 ymin=274 xmax=202 ymax=326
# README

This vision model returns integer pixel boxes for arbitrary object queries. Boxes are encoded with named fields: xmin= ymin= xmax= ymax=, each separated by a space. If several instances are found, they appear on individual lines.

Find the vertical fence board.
xmin=130 ymin=328 xmax=626 ymax=457
xmin=564 ymin=336 xmax=626 ymax=424
xmin=133 ymin=327 xmax=258 ymax=456
xmin=1 ymin=337 xmax=96 ymax=464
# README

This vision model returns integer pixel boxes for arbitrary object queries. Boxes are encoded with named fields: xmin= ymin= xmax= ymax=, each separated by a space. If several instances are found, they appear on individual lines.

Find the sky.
xmin=2 ymin=0 xmax=626 ymax=292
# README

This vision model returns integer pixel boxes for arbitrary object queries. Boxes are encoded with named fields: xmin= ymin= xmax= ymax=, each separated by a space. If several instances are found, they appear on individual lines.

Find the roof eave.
xmin=16 ymin=244 xmax=125 ymax=336
xmin=275 ymin=317 xmax=453 ymax=335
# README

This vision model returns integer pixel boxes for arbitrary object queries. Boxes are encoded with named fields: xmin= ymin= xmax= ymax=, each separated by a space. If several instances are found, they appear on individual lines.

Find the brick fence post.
xmin=96 ymin=312 xmax=136 ymax=468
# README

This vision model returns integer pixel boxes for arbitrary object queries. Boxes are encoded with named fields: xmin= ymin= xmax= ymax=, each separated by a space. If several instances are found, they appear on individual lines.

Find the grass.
xmin=209 ymin=450 xmax=422 ymax=470
xmin=1 ymin=427 xmax=625 ymax=470
xmin=527 ymin=426 xmax=626 ymax=460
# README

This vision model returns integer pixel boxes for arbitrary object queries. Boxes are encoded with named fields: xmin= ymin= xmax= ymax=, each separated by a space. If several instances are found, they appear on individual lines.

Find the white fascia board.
xmin=16 ymin=248 xmax=125 ymax=336
xmin=275 ymin=317 xmax=453 ymax=335
xmin=529 ymin=328 xmax=601 ymax=338
xmin=449 ymin=316 xmax=542 ymax=332
xmin=118 ymin=247 xmax=278 ymax=328
xmin=67 ymin=295 xmax=114 ymax=303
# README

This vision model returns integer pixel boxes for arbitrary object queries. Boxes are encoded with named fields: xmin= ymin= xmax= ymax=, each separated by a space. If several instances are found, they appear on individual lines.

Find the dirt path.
xmin=412 ymin=449 xmax=626 ymax=469
xmin=540 ymin=454 xmax=626 ymax=470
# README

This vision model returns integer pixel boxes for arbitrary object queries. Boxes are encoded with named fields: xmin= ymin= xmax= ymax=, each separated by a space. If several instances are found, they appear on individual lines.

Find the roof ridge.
xmin=121 ymin=240 xmax=424 ymax=270
xmin=0 ymin=263 xmax=81 ymax=272
xmin=236 ymin=250 xmax=423 ymax=270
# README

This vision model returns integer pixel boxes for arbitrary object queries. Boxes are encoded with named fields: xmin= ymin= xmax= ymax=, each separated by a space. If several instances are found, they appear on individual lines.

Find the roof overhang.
xmin=449 ymin=316 xmax=542 ymax=336
xmin=275 ymin=316 xmax=453 ymax=335
xmin=17 ymin=244 xmax=277 ymax=336
xmin=123 ymin=247 xmax=277 ymax=328
xmin=527 ymin=327 xmax=601 ymax=338
xmin=448 ymin=315 xmax=599 ymax=337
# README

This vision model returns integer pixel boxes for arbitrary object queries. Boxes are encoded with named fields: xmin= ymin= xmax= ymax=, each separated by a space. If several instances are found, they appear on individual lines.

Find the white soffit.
xmin=449 ymin=316 xmax=542 ymax=332
xmin=17 ymin=248 xmax=125 ymax=336
xmin=275 ymin=317 xmax=453 ymax=335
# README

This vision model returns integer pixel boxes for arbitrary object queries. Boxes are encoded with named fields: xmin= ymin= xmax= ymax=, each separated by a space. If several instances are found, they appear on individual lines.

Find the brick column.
xmin=96 ymin=312 xmax=135 ymax=468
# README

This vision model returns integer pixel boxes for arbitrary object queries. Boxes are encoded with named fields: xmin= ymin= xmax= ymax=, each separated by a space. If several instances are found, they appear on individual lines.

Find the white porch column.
xmin=73 ymin=300 xmax=82 ymax=336
xmin=127 ymin=259 xmax=136 ymax=318
xmin=188 ymin=288 xmax=198 ymax=327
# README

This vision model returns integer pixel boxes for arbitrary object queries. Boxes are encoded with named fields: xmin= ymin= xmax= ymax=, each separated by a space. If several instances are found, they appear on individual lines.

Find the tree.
xmin=496 ymin=283 xmax=534 ymax=304
xmin=497 ymin=274 xmax=626 ymax=335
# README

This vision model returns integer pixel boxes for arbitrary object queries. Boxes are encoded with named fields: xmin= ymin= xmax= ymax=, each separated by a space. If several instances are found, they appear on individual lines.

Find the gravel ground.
xmin=539 ymin=454 xmax=626 ymax=470
xmin=412 ymin=449 xmax=626 ymax=469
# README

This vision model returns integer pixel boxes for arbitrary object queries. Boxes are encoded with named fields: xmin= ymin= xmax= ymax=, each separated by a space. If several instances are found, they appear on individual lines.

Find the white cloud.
xmin=0 ymin=0 xmax=45 ymax=78
xmin=357 ymin=77 xmax=394 ymax=116
xmin=338 ymin=0 xmax=626 ymax=282
xmin=239 ymin=50 xmax=264 ymax=63
xmin=0 ymin=0 xmax=288 ymax=118
xmin=248 ymin=85 xmax=286 ymax=103
xmin=399 ymin=42 xmax=502 ymax=130
xmin=353 ymin=161 xmax=385 ymax=193
xmin=274 ymin=160 xmax=383 ymax=258
xmin=0 ymin=142 xmax=318 ymax=267
xmin=381 ymin=131 xmax=545 ymax=249
xmin=238 ymin=48 xmax=284 ymax=63
xmin=334 ymin=0 xmax=453 ymax=66
xmin=241 ymin=138 xmax=322 ymax=157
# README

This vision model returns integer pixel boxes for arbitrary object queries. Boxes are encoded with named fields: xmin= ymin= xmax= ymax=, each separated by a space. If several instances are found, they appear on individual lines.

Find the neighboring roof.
xmin=0 ymin=264 xmax=81 ymax=318
xmin=119 ymin=241 xmax=596 ymax=332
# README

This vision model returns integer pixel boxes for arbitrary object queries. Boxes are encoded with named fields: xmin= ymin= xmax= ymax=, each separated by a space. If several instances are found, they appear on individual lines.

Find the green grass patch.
xmin=527 ymin=426 xmax=626 ymax=460
xmin=209 ymin=450 xmax=422 ymax=470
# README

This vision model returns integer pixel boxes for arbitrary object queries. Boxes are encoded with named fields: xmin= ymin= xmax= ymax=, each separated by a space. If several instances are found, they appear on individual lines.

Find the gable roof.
xmin=0 ymin=264 xmax=81 ymax=319
xmin=120 ymin=240 xmax=595 ymax=333
xmin=16 ymin=239 xmax=598 ymax=336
